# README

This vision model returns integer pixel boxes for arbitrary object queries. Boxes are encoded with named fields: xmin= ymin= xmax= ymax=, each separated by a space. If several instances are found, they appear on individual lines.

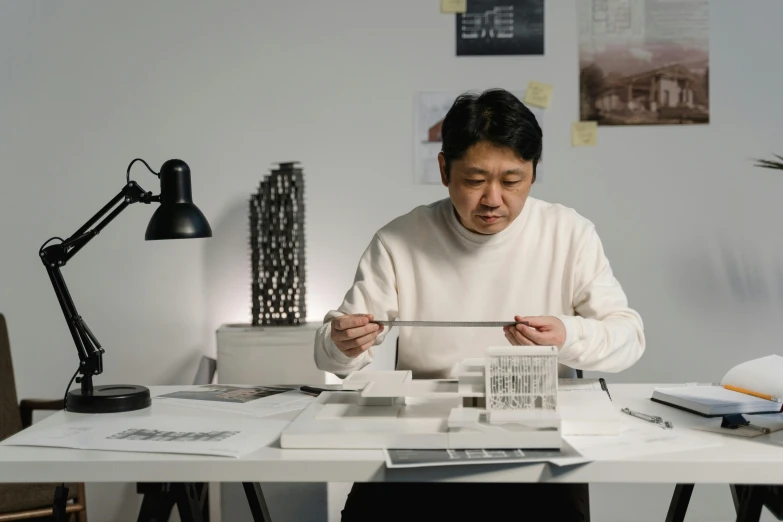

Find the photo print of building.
xmin=578 ymin=0 xmax=709 ymax=125
xmin=107 ymin=428 xmax=239 ymax=443
xmin=158 ymin=384 xmax=292 ymax=403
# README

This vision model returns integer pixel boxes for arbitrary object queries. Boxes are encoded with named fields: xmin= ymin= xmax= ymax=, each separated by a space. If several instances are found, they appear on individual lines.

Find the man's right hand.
xmin=330 ymin=314 xmax=384 ymax=358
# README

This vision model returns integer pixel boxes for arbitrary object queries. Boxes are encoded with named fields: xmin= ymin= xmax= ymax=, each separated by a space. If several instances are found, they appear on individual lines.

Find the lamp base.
xmin=66 ymin=384 xmax=151 ymax=414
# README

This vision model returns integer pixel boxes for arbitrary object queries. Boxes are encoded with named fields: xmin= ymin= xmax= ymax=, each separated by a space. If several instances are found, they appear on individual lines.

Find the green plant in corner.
xmin=755 ymin=154 xmax=783 ymax=170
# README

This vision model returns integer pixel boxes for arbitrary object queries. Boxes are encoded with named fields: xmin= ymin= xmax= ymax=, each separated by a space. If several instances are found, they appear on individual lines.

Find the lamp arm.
xmin=39 ymin=181 xmax=158 ymax=396
xmin=60 ymin=181 xmax=159 ymax=261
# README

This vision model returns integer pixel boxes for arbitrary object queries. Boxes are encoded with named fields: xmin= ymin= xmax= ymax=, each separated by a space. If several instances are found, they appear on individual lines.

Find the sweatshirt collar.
xmin=444 ymin=197 xmax=532 ymax=246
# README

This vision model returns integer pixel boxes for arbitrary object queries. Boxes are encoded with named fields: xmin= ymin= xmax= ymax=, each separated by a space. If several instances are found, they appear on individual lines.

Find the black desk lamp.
xmin=39 ymin=158 xmax=212 ymax=414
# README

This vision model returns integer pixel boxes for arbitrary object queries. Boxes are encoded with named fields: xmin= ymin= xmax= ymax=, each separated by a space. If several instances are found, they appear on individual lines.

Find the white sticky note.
xmin=441 ymin=0 xmax=467 ymax=13
xmin=572 ymin=121 xmax=598 ymax=147
xmin=524 ymin=81 xmax=553 ymax=108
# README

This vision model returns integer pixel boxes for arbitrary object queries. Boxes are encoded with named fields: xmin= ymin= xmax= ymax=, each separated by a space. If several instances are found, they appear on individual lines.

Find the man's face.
xmin=439 ymin=141 xmax=534 ymax=235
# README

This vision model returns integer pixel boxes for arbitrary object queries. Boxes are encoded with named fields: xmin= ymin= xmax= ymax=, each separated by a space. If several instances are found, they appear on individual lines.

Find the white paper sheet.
xmin=565 ymin=417 xmax=723 ymax=461
xmin=576 ymin=0 xmax=709 ymax=126
xmin=559 ymin=389 xmax=621 ymax=435
xmin=1 ymin=414 xmax=289 ymax=458
xmin=721 ymin=355 xmax=783 ymax=401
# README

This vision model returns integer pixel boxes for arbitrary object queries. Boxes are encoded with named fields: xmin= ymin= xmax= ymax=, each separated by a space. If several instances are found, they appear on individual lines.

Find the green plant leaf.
xmin=754 ymin=155 xmax=783 ymax=170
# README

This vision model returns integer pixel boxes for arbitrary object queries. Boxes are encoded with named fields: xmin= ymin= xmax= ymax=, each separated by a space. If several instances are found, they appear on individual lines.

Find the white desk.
xmin=214 ymin=323 xmax=330 ymax=522
xmin=3 ymin=384 xmax=783 ymax=520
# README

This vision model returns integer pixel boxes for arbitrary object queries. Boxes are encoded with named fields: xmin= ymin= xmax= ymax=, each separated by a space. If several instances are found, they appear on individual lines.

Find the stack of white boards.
xmin=279 ymin=376 xmax=620 ymax=450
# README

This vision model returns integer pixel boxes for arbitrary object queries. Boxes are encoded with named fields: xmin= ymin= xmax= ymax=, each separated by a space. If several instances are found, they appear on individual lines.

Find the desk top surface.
xmin=3 ymin=383 xmax=783 ymax=485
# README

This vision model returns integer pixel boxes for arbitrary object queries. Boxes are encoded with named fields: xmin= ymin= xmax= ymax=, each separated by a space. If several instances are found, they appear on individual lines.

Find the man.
xmin=314 ymin=88 xmax=645 ymax=521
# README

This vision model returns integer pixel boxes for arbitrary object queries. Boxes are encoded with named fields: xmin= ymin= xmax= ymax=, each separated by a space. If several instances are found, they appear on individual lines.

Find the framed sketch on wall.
xmin=414 ymin=90 xmax=544 ymax=184
xmin=577 ymin=0 xmax=709 ymax=126
xmin=456 ymin=0 xmax=544 ymax=56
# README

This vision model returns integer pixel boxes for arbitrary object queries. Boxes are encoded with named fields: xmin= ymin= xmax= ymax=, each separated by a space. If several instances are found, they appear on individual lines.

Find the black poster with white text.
xmin=456 ymin=0 xmax=544 ymax=56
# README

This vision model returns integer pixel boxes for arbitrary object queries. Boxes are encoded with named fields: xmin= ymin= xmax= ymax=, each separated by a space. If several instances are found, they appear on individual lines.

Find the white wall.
xmin=2 ymin=1 xmax=783 ymax=521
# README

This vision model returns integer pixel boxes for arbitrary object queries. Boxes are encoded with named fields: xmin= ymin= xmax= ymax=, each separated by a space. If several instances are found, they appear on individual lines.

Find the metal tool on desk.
xmin=370 ymin=320 xmax=529 ymax=327
xmin=720 ymin=413 xmax=771 ymax=434
xmin=621 ymin=407 xmax=674 ymax=429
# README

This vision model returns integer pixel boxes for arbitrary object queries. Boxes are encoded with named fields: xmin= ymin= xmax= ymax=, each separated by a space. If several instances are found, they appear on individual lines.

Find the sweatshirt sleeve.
xmin=313 ymin=233 xmax=399 ymax=378
xmin=555 ymin=225 xmax=646 ymax=373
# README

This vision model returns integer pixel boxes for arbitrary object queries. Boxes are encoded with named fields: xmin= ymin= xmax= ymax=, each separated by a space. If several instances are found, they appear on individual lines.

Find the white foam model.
xmin=344 ymin=370 xmax=411 ymax=406
xmin=448 ymin=346 xmax=562 ymax=448
xmin=280 ymin=346 xmax=568 ymax=450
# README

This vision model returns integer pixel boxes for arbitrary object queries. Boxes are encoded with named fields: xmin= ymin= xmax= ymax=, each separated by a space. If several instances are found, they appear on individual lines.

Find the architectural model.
xmin=250 ymin=161 xmax=307 ymax=326
xmin=280 ymin=346 xmax=564 ymax=450
xmin=448 ymin=346 xmax=561 ymax=449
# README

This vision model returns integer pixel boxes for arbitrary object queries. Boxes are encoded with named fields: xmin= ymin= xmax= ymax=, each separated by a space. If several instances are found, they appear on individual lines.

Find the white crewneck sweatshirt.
xmin=314 ymin=197 xmax=645 ymax=379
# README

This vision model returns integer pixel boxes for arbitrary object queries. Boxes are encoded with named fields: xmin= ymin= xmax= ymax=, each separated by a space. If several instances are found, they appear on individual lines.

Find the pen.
xmin=723 ymin=384 xmax=783 ymax=403
xmin=298 ymin=385 xmax=356 ymax=395
xmin=599 ymin=378 xmax=612 ymax=401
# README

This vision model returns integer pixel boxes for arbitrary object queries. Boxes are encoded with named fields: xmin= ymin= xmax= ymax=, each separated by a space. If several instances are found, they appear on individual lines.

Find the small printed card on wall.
xmin=441 ymin=0 xmax=467 ymax=13
xmin=523 ymin=81 xmax=553 ymax=108
xmin=571 ymin=121 xmax=597 ymax=147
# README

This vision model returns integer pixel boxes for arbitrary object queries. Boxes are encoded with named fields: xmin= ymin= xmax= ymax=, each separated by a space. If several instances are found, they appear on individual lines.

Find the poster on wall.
xmin=414 ymin=90 xmax=544 ymax=184
xmin=577 ymin=0 xmax=709 ymax=126
xmin=456 ymin=0 xmax=544 ymax=56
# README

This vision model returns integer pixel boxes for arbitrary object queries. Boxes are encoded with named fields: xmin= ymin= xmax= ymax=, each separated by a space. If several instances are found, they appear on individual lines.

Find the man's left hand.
xmin=503 ymin=315 xmax=566 ymax=349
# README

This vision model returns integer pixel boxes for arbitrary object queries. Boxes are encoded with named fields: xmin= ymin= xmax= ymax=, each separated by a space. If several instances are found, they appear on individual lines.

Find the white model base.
xmin=344 ymin=370 xmax=411 ymax=406
xmin=280 ymin=391 xmax=563 ymax=450
xmin=447 ymin=408 xmax=562 ymax=449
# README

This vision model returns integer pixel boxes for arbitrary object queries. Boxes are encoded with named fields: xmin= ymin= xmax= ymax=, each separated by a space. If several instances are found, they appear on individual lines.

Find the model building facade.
xmin=485 ymin=346 xmax=559 ymax=411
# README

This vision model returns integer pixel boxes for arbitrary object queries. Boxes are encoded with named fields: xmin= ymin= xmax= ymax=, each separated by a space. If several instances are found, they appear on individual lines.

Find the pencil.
xmin=723 ymin=384 xmax=783 ymax=403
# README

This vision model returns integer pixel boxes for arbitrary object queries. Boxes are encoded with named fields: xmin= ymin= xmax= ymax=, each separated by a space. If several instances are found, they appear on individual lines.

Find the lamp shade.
xmin=145 ymin=159 xmax=212 ymax=240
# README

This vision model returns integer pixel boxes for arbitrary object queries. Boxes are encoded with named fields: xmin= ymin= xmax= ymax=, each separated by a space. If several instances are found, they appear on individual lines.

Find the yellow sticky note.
xmin=524 ymin=81 xmax=554 ymax=108
xmin=572 ymin=121 xmax=598 ymax=147
xmin=441 ymin=0 xmax=467 ymax=13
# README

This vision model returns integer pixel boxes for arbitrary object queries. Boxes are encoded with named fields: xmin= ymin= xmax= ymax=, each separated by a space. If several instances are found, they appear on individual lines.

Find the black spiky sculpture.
xmin=250 ymin=162 xmax=307 ymax=326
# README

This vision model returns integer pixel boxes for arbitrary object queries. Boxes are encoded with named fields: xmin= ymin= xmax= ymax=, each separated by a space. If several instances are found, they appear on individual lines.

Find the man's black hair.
xmin=440 ymin=88 xmax=542 ymax=182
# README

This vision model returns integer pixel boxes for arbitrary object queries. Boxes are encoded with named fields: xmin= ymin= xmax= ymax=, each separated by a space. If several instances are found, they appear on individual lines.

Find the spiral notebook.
xmin=651 ymin=355 xmax=783 ymax=417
